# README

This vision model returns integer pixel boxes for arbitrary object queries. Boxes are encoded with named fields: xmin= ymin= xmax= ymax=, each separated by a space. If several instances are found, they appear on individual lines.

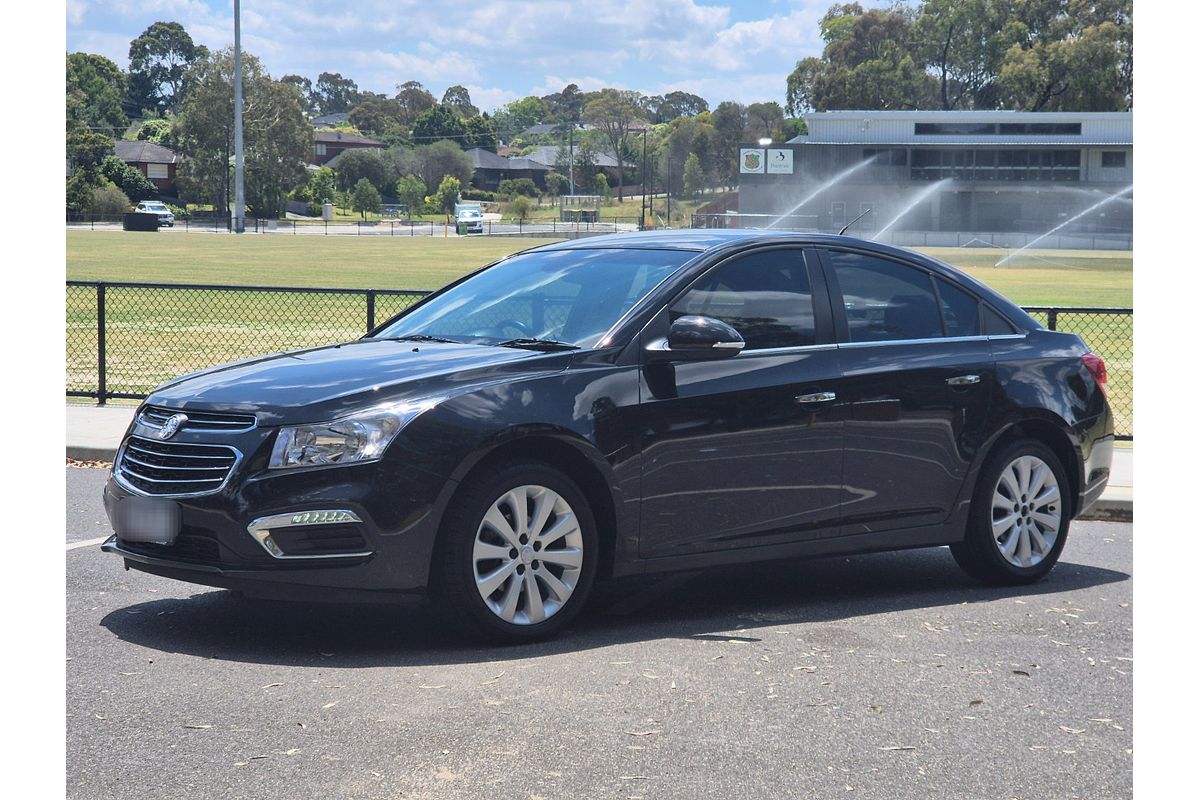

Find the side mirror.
xmin=647 ymin=315 xmax=745 ymax=361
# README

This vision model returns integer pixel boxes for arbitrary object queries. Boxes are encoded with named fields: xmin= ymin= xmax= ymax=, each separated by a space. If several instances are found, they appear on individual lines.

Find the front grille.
xmin=140 ymin=406 xmax=257 ymax=432
xmin=116 ymin=436 xmax=239 ymax=496
xmin=119 ymin=531 xmax=222 ymax=565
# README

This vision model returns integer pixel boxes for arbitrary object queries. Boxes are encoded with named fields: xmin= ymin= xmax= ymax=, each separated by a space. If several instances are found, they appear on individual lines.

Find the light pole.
xmin=232 ymin=0 xmax=245 ymax=233
xmin=640 ymin=127 xmax=648 ymax=230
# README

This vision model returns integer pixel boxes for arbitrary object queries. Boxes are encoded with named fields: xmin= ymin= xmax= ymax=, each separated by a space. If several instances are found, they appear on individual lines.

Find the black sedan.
xmin=102 ymin=231 xmax=1113 ymax=641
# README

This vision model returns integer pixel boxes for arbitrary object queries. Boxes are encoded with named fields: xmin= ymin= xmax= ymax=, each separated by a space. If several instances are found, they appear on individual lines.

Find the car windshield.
xmin=373 ymin=248 xmax=693 ymax=348
xmin=143 ymin=203 xmax=166 ymax=210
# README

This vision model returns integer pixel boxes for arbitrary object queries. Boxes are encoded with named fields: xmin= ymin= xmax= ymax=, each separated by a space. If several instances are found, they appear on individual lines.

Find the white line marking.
xmin=66 ymin=536 xmax=111 ymax=551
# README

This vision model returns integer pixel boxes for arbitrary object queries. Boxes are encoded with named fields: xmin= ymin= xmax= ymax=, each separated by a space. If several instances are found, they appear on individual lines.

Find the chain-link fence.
xmin=65 ymin=214 xmax=640 ymax=237
xmin=65 ymin=282 xmax=1132 ymax=438
xmin=66 ymin=282 xmax=429 ymax=400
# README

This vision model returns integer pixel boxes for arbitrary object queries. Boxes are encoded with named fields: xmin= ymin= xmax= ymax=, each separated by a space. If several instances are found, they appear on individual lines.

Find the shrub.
xmin=509 ymin=195 xmax=533 ymax=222
xmin=460 ymin=188 xmax=496 ymax=201
xmin=91 ymin=183 xmax=132 ymax=217
xmin=351 ymin=178 xmax=382 ymax=218
xmin=497 ymin=178 xmax=539 ymax=198
xmin=434 ymin=175 xmax=461 ymax=214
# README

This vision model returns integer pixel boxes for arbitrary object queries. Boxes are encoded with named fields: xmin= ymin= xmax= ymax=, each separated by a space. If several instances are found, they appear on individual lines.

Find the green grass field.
xmin=65 ymin=230 xmax=1132 ymax=435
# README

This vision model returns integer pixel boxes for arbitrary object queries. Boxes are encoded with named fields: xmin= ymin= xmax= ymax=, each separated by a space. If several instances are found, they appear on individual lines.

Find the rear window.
xmin=935 ymin=277 xmax=980 ymax=337
xmin=828 ymin=251 xmax=943 ymax=342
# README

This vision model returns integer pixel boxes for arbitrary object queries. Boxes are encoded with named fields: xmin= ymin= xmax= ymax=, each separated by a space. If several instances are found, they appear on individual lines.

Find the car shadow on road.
xmin=99 ymin=546 xmax=1128 ymax=668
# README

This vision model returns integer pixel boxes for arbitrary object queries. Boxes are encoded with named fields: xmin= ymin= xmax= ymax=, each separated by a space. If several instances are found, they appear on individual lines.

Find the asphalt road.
xmin=66 ymin=466 xmax=1132 ymax=799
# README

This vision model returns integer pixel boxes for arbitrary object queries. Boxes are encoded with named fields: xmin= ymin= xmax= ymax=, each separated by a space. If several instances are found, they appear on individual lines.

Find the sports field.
xmin=65 ymin=231 xmax=1132 ymax=436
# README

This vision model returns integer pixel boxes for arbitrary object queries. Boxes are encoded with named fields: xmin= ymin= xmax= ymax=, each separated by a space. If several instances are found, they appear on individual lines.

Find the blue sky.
xmin=64 ymin=0 xmax=887 ymax=112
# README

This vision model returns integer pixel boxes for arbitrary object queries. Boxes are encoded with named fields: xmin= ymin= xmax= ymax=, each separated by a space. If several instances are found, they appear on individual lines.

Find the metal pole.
xmin=97 ymin=284 xmax=106 ymax=405
xmin=640 ymin=128 xmax=647 ymax=230
xmin=666 ymin=158 xmax=672 ymax=228
xmin=568 ymin=124 xmax=575 ymax=195
xmin=232 ymin=0 xmax=246 ymax=234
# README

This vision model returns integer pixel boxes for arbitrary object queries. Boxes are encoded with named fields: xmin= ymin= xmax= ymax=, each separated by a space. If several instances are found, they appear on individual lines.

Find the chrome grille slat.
xmin=121 ymin=452 xmax=230 ymax=473
xmin=115 ymin=436 xmax=241 ymax=497
xmin=140 ymin=406 xmax=257 ymax=432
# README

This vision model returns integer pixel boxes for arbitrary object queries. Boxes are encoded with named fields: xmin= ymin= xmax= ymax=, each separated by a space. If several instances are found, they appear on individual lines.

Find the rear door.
xmin=637 ymin=246 xmax=845 ymax=558
xmin=816 ymin=248 xmax=996 ymax=535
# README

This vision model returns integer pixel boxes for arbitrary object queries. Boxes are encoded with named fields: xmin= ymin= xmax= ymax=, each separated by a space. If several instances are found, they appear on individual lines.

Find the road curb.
xmin=1078 ymin=498 xmax=1133 ymax=522
xmin=67 ymin=446 xmax=117 ymax=463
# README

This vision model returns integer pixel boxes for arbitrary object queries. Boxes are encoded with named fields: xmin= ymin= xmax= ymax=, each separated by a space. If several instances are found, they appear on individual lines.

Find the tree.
xmin=434 ymin=175 xmax=461 ymax=214
xmin=441 ymin=85 xmax=479 ymax=118
xmin=66 ymin=53 xmax=128 ymax=135
xmin=349 ymin=93 xmax=403 ymax=135
xmin=644 ymin=91 xmax=710 ymax=123
xmin=395 ymin=174 xmax=427 ymax=218
xmin=498 ymin=178 xmax=539 ymax=199
xmin=126 ymin=21 xmax=207 ymax=115
xmin=313 ymin=72 xmax=361 ymax=115
xmin=541 ymin=83 xmax=585 ymax=123
xmin=174 ymin=48 xmax=309 ymax=216
xmin=100 ymin=155 xmax=159 ymax=201
xmin=66 ymin=173 xmax=96 ymax=213
xmin=785 ymin=4 xmax=935 ymax=112
xmin=412 ymin=104 xmax=467 ymax=144
xmin=493 ymin=96 xmax=548 ymax=134
xmin=309 ymin=167 xmax=336 ymax=205
xmin=462 ymin=115 xmax=498 ymax=151
xmin=544 ymin=171 xmax=569 ymax=197
xmin=331 ymin=148 xmax=398 ymax=194
xmin=710 ymin=102 xmax=747 ymax=189
xmin=395 ymin=80 xmax=437 ymax=125
xmin=67 ymin=129 xmax=115 ymax=176
xmin=136 ymin=119 xmax=172 ymax=143
xmin=583 ymin=89 xmax=643 ymax=201
xmin=399 ymin=140 xmax=474 ymax=192
xmin=746 ymin=102 xmax=786 ymax=143
xmin=913 ymin=0 xmax=1010 ymax=109
xmin=351 ymin=178 xmax=382 ymax=218
xmin=682 ymin=153 xmax=704 ymax=199
xmin=281 ymin=74 xmax=316 ymax=112
xmin=995 ymin=1 xmax=1132 ymax=111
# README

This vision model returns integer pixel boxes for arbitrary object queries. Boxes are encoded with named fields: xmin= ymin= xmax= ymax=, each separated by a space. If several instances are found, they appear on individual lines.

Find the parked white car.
xmin=135 ymin=201 xmax=175 ymax=227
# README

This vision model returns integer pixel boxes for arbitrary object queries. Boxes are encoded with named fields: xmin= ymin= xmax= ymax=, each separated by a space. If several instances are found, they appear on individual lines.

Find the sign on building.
xmin=739 ymin=148 xmax=765 ymax=174
xmin=766 ymin=149 xmax=794 ymax=174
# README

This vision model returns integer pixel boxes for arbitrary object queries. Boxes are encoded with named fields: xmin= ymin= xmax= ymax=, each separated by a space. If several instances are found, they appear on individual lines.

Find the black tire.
xmin=432 ymin=461 xmax=599 ymax=643
xmin=951 ymin=438 xmax=1071 ymax=585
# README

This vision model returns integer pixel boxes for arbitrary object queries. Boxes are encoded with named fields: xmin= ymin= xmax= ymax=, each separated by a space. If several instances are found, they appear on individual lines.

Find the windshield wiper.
xmin=383 ymin=334 xmax=461 ymax=344
xmin=496 ymin=338 xmax=579 ymax=351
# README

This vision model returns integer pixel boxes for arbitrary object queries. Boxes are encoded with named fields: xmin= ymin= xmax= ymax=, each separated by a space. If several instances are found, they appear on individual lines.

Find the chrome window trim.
xmin=838 ymin=334 xmax=994 ymax=349
xmin=112 ymin=436 xmax=243 ymax=499
xmin=985 ymin=333 xmax=1029 ymax=341
xmin=739 ymin=342 xmax=838 ymax=356
xmin=245 ymin=510 xmax=374 ymax=560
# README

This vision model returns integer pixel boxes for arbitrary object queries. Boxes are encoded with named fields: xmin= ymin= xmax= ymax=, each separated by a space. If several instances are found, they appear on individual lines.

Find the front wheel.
xmin=951 ymin=439 xmax=1070 ymax=585
xmin=433 ymin=462 xmax=598 ymax=642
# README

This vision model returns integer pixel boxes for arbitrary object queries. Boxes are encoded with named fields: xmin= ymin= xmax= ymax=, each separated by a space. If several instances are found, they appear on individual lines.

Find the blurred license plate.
xmin=113 ymin=496 xmax=180 ymax=544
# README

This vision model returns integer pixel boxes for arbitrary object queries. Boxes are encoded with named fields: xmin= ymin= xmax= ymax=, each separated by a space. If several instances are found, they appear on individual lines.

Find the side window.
xmin=828 ymin=251 xmax=943 ymax=342
xmin=671 ymin=249 xmax=816 ymax=350
xmin=935 ymin=277 xmax=980 ymax=337
xmin=981 ymin=305 xmax=1018 ymax=335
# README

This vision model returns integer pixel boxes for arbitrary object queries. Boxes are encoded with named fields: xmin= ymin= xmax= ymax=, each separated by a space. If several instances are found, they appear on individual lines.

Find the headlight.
xmin=268 ymin=400 xmax=434 ymax=470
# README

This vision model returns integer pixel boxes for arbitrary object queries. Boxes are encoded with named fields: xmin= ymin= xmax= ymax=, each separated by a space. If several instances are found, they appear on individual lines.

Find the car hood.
xmin=146 ymin=339 xmax=573 ymax=426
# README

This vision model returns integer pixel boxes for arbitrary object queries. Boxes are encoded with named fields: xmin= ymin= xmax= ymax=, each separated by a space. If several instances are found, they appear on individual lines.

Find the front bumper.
xmin=102 ymin=429 xmax=457 ymax=599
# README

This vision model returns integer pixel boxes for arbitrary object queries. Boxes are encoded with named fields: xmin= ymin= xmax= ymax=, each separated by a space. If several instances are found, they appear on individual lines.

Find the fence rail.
xmin=65 ymin=214 xmax=640 ymax=237
xmin=65 ymin=281 xmax=1132 ymax=438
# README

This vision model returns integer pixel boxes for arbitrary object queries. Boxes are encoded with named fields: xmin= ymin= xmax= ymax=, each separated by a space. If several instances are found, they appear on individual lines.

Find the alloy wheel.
xmin=991 ymin=455 xmax=1062 ymax=568
xmin=472 ymin=484 xmax=584 ymax=625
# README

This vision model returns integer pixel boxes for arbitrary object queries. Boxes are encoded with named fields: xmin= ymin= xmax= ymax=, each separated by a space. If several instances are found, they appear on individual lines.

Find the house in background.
xmin=310 ymin=112 xmax=351 ymax=128
xmin=312 ymin=130 xmax=385 ymax=166
xmin=466 ymin=148 xmax=552 ymax=191
xmin=114 ymin=140 xmax=179 ymax=195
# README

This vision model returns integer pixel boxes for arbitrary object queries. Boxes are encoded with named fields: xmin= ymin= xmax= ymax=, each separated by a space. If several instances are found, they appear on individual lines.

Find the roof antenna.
xmin=839 ymin=207 xmax=872 ymax=236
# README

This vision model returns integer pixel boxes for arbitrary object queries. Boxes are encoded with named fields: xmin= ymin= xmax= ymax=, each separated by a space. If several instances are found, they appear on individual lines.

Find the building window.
xmin=911 ymin=149 xmax=1080 ymax=182
xmin=1102 ymin=151 xmax=1127 ymax=168
xmin=864 ymin=148 xmax=907 ymax=166
xmin=314 ymin=143 xmax=327 ymax=156
xmin=914 ymin=122 xmax=1081 ymax=136
xmin=147 ymin=163 xmax=169 ymax=180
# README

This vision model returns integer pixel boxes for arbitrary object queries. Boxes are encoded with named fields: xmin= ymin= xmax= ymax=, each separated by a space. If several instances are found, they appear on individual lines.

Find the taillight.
xmin=1082 ymin=353 xmax=1108 ymax=396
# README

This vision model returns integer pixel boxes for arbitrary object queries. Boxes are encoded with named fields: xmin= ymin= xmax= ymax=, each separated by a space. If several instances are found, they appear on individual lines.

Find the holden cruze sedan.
xmin=102 ymin=231 xmax=1113 ymax=642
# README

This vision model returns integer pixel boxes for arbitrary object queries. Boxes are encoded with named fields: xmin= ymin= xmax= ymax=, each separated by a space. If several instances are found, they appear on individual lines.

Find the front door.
xmin=637 ymin=247 xmax=845 ymax=558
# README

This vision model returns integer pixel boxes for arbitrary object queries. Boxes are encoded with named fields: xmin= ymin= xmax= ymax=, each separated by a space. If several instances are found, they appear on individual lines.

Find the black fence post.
xmin=366 ymin=290 xmax=376 ymax=333
xmin=97 ymin=283 xmax=107 ymax=405
xmin=1048 ymin=309 xmax=1058 ymax=331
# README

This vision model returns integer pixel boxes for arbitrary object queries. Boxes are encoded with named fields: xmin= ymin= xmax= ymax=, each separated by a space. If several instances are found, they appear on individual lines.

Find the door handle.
xmin=946 ymin=374 xmax=981 ymax=386
xmin=795 ymin=391 xmax=837 ymax=404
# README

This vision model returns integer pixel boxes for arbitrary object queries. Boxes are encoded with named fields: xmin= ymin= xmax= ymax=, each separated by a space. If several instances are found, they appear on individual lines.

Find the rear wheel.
xmin=951 ymin=439 xmax=1070 ymax=585
xmin=433 ymin=461 xmax=598 ymax=642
